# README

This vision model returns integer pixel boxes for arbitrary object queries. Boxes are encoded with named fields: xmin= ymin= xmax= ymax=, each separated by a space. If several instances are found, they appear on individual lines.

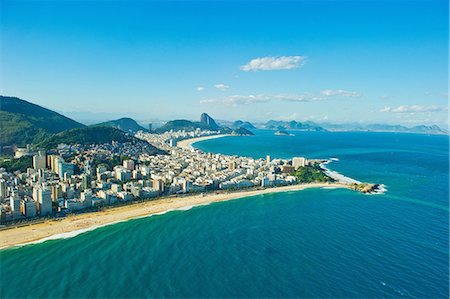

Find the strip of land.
xmin=0 ymin=182 xmax=349 ymax=250
xmin=177 ymin=134 xmax=231 ymax=150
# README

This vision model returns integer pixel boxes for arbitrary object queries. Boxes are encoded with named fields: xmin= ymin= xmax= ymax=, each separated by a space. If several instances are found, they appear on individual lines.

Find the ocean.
xmin=1 ymin=130 xmax=448 ymax=298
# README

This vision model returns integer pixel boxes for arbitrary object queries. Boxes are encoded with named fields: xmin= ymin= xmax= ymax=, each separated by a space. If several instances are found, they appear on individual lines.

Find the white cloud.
xmin=320 ymin=89 xmax=362 ymax=97
xmin=240 ymin=56 xmax=306 ymax=71
xmin=199 ymin=93 xmax=324 ymax=106
xmin=380 ymin=105 xmax=447 ymax=113
xmin=197 ymin=86 xmax=204 ymax=91
xmin=214 ymin=83 xmax=229 ymax=91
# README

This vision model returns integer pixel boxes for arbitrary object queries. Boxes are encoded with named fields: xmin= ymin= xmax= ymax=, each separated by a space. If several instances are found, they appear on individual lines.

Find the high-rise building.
xmin=51 ymin=185 xmax=62 ymax=202
xmin=96 ymin=165 xmax=107 ymax=175
xmin=148 ymin=123 xmax=152 ymax=131
xmin=58 ymin=161 xmax=74 ymax=180
xmin=292 ymin=157 xmax=306 ymax=170
xmin=47 ymin=155 xmax=62 ymax=173
xmin=34 ymin=186 xmax=52 ymax=216
xmin=266 ymin=155 xmax=271 ymax=164
xmin=123 ymin=160 xmax=135 ymax=171
xmin=9 ymin=191 xmax=21 ymax=219
xmin=32 ymin=151 xmax=46 ymax=170
xmin=153 ymin=179 xmax=165 ymax=194
xmin=0 ymin=179 xmax=7 ymax=199
xmin=82 ymin=173 xmax=92 ymax=191
xmin=228 ymin=161 xmax=237 ymax=171
xmin=21 ymin=200 xmax=37 ymax=218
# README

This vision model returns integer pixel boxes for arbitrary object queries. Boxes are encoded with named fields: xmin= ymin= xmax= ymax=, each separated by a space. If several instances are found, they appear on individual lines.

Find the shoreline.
xmin=0 ymin=182 xmax=350 ymax=250
xmin=177 ymin=134 xmax=231 ymax=150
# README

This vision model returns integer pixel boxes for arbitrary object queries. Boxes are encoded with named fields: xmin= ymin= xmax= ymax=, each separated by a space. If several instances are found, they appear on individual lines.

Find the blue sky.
xmin=1 ymin=0 xmax=448 ymax=126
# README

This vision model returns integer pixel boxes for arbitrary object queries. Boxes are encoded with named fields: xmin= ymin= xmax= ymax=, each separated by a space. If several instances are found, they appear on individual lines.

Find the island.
xmin=275 ymin=130 xmax=293 ymax=136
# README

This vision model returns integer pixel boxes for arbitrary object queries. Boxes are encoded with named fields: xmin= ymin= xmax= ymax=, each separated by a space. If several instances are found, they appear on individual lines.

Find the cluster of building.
xmin=0 ymin=130 xmax=311 ymax=224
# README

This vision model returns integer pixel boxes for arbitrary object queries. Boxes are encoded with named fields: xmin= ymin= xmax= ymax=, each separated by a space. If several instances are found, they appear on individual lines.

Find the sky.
xmin=1 ymin=0 xmax=448 ymax=126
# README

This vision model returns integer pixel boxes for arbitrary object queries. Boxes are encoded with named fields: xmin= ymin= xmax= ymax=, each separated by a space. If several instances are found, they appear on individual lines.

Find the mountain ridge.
xmin=0 ymin=96 xmax=85 ymax=146
xmin=93 ymin=117 xmax=149 ymax=134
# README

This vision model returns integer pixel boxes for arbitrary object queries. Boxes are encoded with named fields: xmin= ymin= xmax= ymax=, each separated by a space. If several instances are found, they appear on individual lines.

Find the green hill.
xmin=0 ymin=96 xmax=85 ymax=146
xmin=231 ymin=127 xmax=254 ymax=136
xmin=94 ymin=117 xmax=148 ymax=134
xmin=155 ymin=120 xmax=204 ymax=133
xmin=156 ymin=113 xmax=225 ymax=133
xmin=38 ymin=126 xmax=165 ymax=155
xmin=231 ymin=120 xmax=256 ymax=130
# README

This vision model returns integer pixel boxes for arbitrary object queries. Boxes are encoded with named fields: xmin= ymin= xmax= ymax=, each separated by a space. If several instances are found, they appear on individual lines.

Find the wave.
xmin=320 ymin=159 xmax=361 ymax=184
xmin=6 ymin=201 xmax=221 ymax=250
xmin=366 ymin=184 xmax=388 ymax=195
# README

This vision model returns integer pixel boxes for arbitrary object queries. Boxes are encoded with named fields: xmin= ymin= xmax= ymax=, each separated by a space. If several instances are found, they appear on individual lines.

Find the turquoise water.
xmin=1 ymin=131 xmax=448 ymax=298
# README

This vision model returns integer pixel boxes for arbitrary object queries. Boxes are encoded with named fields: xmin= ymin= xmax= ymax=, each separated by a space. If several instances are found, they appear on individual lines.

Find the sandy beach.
xmin=177 ymin=134 xmax=231 ymax=150
xmin=0 ymin=182 xmax=350 ymax=250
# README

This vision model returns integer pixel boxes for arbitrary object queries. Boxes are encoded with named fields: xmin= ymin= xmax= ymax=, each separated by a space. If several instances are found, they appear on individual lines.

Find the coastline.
xmin=177 ymin=134 xmax=231 ymax=150
xmin=0 ymin=182 xmax=350 ymax=250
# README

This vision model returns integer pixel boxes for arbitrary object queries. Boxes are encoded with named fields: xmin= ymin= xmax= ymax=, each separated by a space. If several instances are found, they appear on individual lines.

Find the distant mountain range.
xmin=310 ymin=122 xmax=448 ymax=135
xmin=264 ymin=120 xmax=326 ymax=131
xmin=93 ymin=117 xmax=149 ymax=134
xmin=1 ymin=95 xmax=446 ymax=151
xmin=231 ymin=120 xmax=256 ymax=130
xmin=0 ymin=96 xmax=85 ymax=146
xmin=155 ymin=113 xmax=254 ymax=135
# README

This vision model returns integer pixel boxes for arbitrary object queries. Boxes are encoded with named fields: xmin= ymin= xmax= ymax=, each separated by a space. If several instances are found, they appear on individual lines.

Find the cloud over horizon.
xmin=200 ymin=89 xmax=362 ymax=106
xmin=240 ymin=56 xmax=306 ymax=71
xmin=200 ymin=93 xmax=325 ymax=106
xmin=321 ymin=89 xmax=362 ymax=97
xmin=214 ymin=83 xmax=229 ymax=91
xmin=380 ymin=105 xmax=447 ymax=113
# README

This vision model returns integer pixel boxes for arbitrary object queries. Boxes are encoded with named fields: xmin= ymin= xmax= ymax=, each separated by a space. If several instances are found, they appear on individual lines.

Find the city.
xmin=0 ymin=129 xmax=315 ymax=224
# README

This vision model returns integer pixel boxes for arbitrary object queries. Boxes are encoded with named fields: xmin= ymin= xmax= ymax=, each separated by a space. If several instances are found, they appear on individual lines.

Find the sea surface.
xmin=1 ymin=130 xmax=448 ymax=298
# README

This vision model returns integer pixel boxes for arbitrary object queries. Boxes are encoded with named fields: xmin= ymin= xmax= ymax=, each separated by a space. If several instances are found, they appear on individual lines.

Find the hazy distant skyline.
xmin=1 ymin=0 xmax=448 ymax=126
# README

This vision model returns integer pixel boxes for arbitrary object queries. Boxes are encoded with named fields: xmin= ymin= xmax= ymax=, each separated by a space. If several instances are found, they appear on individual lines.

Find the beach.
xmin=0 ymin=182 xmax=349 ymax=250
xmin=177 ymin=134 xmax=231 ymax=150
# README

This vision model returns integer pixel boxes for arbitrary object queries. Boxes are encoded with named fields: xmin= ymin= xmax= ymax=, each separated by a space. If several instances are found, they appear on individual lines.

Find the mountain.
xmin=409 ymin=125 xmax=448 ymax=134
xmin=231 ymin=127 xmax=254 ymax=136
xmin=265 ymin=120 xmax=326 ymax=131
xmin=155 ymin=120 xmax=202 ymax=133
xmin=38 ymin=126 xmax=165 ymax=154
xmin=94 ymin=117 xmax=148 ymax=134
xmin=156 ymin=113 xmax=223 ymax=133
xmin=0 ymin=96 xmax=85 ymax=146
xmin=200 ymin=113 xmax=220 ymax=130
xmin=231 ymin=120 xmax=256 ymax=130
xmin=316 ymin=122 xmax=448 ymax=135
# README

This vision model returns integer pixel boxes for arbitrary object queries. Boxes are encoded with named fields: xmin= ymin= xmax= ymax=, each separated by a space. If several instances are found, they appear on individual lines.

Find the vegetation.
xmin=91 ymin=155 xmax=130 ymax=173
xmin=0 ymin=155 xmax=33 ymax=172
xmin=231 ymin=127 xmax=254 ymax=136
xmin=0 ymin=96 xmax=85 ymax=146
xmin=231 ymin=120 xmax=256 ymax=130
xmin=155 ymin=120 xmax=205 ymax=133
xmin=38 ymin=127 xmax=137 ymax=149
xmin=294 ymin=164 xmax=333 ymax=183
xmin=92 ymin=117 xmax=149 ymax=134
xmin=156 ymin=113 xmax=224 ymax=133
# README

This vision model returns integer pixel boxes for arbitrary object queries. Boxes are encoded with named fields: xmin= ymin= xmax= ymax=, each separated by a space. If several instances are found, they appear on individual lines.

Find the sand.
xmin=177 ymin=134 xmax=232 ymax=150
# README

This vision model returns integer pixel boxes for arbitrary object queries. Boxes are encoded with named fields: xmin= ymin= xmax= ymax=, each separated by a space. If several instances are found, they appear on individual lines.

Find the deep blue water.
xmin=1 ymin=131 xmax=448 ymax=298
